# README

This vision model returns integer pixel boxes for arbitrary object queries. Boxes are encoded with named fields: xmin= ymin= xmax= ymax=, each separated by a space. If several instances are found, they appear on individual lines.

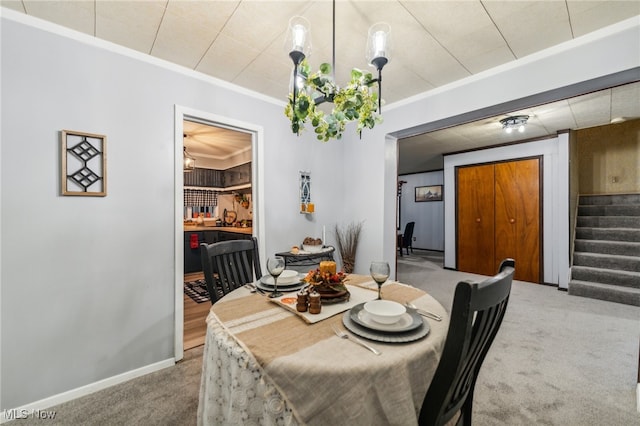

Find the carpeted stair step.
xmin=568 ymin=280 xmax=640 ymax=306
xmin=574 ymin=239 xmax=640 ymax=256
xmin=579 ymin=194 xmax=640 ymax=205
xmin=572 ymin=194 xmax=639 ymax=306
xmin=571 ymin=265 xmax=640 ymax=289
xmin=572 ymin=252 xmax=640 ymax=272
xmin=578 ymin=204 xmax=640 ymax=217
xmin=575 ymin=227 xmax=640 ymax=242
xmin=577 ymin=216 xmax=640 ymax=228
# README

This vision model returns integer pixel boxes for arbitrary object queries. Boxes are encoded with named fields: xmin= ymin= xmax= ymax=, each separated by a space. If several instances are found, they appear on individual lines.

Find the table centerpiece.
xmin=302 ymin=261 xmax=350 ymax=303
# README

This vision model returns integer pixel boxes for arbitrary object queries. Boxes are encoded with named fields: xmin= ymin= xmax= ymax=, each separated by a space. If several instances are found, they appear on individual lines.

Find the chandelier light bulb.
xmin=518 ymin=125 xmax=525 ymax=133
xmin=505 ymin=127 xmax=513 ymax=134
xmin=292 ymin=24 xmax=307 ymax=52
xmin=373 ymin=30 xmax=387 ymax=58
xmin=367 ymin=22 xmax=392 ymax=67
xmin=286 ymin=16 xmax=311 ymax=58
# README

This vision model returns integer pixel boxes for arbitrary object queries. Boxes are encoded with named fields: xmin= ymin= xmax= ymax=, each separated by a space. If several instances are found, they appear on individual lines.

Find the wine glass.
xmin=267 ymin=256 xmax=286 ymax=298
xmin=370 ymin=261 xmax=390 ymax=300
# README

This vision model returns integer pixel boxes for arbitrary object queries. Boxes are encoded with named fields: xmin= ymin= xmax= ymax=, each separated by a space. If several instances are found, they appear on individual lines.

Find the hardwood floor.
xmin=184 ymin=272 xmax=210 ymax=350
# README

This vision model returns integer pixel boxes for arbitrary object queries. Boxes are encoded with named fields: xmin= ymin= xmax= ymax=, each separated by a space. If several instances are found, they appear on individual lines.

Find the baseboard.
xmin=637 ymin=383 xmax=640 ymax=412
xmin=0 ymin=357 xmax=175 ymax=423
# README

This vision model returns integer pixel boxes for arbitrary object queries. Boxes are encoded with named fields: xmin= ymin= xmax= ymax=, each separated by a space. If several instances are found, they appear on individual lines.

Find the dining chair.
xmin=200 ymin=237 xmax=262 ymax=304
xmin=397 ymin=221 xmax=415 ymax=256
xmin=418 ymin=258 xmax=515 ymax=426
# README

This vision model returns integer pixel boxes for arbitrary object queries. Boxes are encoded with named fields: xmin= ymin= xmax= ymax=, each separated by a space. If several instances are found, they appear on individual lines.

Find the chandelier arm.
xmin=377 ymin=68 xmax=382 ymax=113
xmin=332 ymin=0 xmax=336 ymax=80
xmin=292 ymin=63 xmax=298 ymax=112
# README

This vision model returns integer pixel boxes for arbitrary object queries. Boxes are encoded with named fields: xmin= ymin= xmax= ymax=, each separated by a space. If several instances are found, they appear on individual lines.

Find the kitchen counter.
xmin=184 ymin=225 xmax=253 ymax=235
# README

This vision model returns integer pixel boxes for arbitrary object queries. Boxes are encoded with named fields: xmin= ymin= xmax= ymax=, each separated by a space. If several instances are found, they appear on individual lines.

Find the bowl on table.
xmin=302 ymin=244 xmax=324 ymax=253
xmin=364 ymin=300 xmax=406 ymax=324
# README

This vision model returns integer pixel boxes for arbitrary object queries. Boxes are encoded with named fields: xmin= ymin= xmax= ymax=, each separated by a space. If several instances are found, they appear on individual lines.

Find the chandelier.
xmin=183 ymin=140 xmax=196 ymax=172
xmin=500 ymin=115 xmax=529 ymax=134
xmin=284 ymin=1 xmax=391 ymax=141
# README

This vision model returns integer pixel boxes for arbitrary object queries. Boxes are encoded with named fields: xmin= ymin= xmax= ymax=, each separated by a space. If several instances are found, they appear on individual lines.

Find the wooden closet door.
xmin=495 ymin=158 xmax=540 ymax=283
xmin=457 ymin=164 xmax=495 ymax=276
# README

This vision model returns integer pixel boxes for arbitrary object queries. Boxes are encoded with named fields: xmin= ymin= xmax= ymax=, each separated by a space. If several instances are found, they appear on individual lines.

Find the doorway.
xmin=182 ymin=119 xmax=253 ymax=350
xmin=174 ymin=105 xmax=265 ymax=361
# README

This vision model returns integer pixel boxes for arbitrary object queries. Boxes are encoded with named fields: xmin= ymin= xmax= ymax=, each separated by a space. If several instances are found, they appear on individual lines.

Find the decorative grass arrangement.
xmin=334 ymin=221 xmax=364 ymax=273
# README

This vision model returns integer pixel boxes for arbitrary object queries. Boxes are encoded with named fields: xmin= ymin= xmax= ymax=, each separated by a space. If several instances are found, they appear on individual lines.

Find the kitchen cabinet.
xmin=184 ymin=231 xmax=204 ymax=273
xmin=217 ymin=230 xmax=252 ymax=242
xmin=183 ymin=229 xmax=252 ymax=273
xmin=183 ymin=168 xmax=224 ymax=188
xmin=456 ymin=157 xmax=541 ymax=283
xmin=184 ymin=163 xmax=251 ymax=189
xmin=224 ymin=163 xmax=251 ymax=187
xmin=203 ymin=231 xmax=218 ymax=244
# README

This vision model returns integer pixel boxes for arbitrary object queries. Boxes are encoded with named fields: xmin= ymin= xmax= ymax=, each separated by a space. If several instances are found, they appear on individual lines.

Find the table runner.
xmin=202 ymin=275 xmax=449 ymax=425
xmin=269 ymin=283 xmax=379 ymax=323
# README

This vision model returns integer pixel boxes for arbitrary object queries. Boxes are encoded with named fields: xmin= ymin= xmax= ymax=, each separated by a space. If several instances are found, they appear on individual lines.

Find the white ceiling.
xmin=183 ymin=120 xmax=251 ymax=160
xmin=3 ymin=1 xmax=639 ymax=171
xmin=399 ymin=80 xmax=640 ymax=173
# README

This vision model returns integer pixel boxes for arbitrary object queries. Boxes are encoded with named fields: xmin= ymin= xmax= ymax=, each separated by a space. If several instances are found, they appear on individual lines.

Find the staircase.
xmin=568 ymin=194 xmax=640 ymax=306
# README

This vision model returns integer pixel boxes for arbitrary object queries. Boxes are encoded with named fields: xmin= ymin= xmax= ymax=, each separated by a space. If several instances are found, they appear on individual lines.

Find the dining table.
xmin=197 ymin=274 xmax=449 ymax=426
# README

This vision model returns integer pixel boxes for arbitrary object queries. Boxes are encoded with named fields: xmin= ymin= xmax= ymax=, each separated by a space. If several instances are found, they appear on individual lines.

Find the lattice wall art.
xmin=61 ymin=130 xmax=107 ymax=196
xmin=300 ymin=171 xmax=313 ymax=213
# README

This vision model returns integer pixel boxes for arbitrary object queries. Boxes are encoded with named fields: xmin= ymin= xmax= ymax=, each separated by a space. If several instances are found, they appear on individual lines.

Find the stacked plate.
xmin=256 ymin=270 xmax=306 ymax=292
xmin=342 ymin=301 xmax=430 ymax=343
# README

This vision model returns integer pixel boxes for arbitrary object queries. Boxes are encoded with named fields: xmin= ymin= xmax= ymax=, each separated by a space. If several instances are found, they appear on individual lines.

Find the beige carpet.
xmin=7 ymin=251 xmax=639 ymax=425
xmin=398 ymin=250 xmax=640 ymax=425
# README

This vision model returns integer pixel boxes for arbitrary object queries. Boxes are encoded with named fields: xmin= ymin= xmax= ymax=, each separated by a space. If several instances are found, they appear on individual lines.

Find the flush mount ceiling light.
xmin=284 ymin=0 xmax=391 ymax=141
xmin=500 ymin=115 xmax=529 ymax=134
xmin=183 ymin=137 xmax=196 ymax=172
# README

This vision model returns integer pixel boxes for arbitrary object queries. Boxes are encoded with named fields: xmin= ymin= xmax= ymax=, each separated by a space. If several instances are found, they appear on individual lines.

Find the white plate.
xmin=256 ymin=280 xmax=306 ymax=293
xmin=260 ymin=270 xmax=299 ymax=285
xmin=342 ymin=310 xmax=430 ymax=343
xmin=350 ymin=303 xmax=423 ymax=332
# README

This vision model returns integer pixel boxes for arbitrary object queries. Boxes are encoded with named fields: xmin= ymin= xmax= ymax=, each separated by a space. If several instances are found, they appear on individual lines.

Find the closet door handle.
xmin=475 ymin=218 xmax=481 ymax=223
xmin=509 ymin=218 xmax=515 ymax=224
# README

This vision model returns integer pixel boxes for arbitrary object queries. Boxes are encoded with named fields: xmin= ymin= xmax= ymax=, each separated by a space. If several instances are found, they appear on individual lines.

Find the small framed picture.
xmin=61 ymin=130 xmax=107 ymax=196
xmin=415 ymin=185 xmax=443 ymax=202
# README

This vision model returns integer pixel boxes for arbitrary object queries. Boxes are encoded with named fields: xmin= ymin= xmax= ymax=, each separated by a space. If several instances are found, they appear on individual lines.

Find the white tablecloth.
xmin=197 ymin=276 xmax=449 ymax=426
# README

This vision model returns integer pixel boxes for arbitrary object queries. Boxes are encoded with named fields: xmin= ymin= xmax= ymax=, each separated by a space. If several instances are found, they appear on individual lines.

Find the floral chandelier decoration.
xmin=284 ymin=2 xmax=391 ymax=142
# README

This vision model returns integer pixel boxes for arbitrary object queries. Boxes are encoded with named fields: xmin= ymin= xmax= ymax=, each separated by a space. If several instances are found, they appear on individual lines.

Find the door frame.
xmin=173 ymin=105 xmax=265 ymax=361
xmin=444 ymin=136 xmax=569 ymax=287
xmin=455 ymin=156 xmax=543 ymax=281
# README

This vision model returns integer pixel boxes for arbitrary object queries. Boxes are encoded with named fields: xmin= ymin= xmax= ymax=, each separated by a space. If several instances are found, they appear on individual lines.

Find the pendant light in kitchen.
xmin=183 ymin=133 xmax=196 ymax=172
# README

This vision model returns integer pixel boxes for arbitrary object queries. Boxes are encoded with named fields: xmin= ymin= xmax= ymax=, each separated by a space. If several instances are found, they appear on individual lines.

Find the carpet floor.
xmin=397 ymin=250 xmax=640 ymax=425
xmin=7 ymin=251 xmax=639 ymax=425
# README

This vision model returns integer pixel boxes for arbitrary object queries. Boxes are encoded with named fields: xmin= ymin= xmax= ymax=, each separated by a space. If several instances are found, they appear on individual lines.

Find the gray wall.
xmin=0 ymin=11 xmax=344 ymax=409
xmin=398 ymin=171 xmax=444 ymax=251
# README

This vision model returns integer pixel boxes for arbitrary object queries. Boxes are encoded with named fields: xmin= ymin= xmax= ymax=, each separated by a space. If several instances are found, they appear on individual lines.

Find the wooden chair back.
xmin=200 ymin=237 xmax=262 ymax=304
xmin=419 ymin=258 xmax=515 ymax=426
